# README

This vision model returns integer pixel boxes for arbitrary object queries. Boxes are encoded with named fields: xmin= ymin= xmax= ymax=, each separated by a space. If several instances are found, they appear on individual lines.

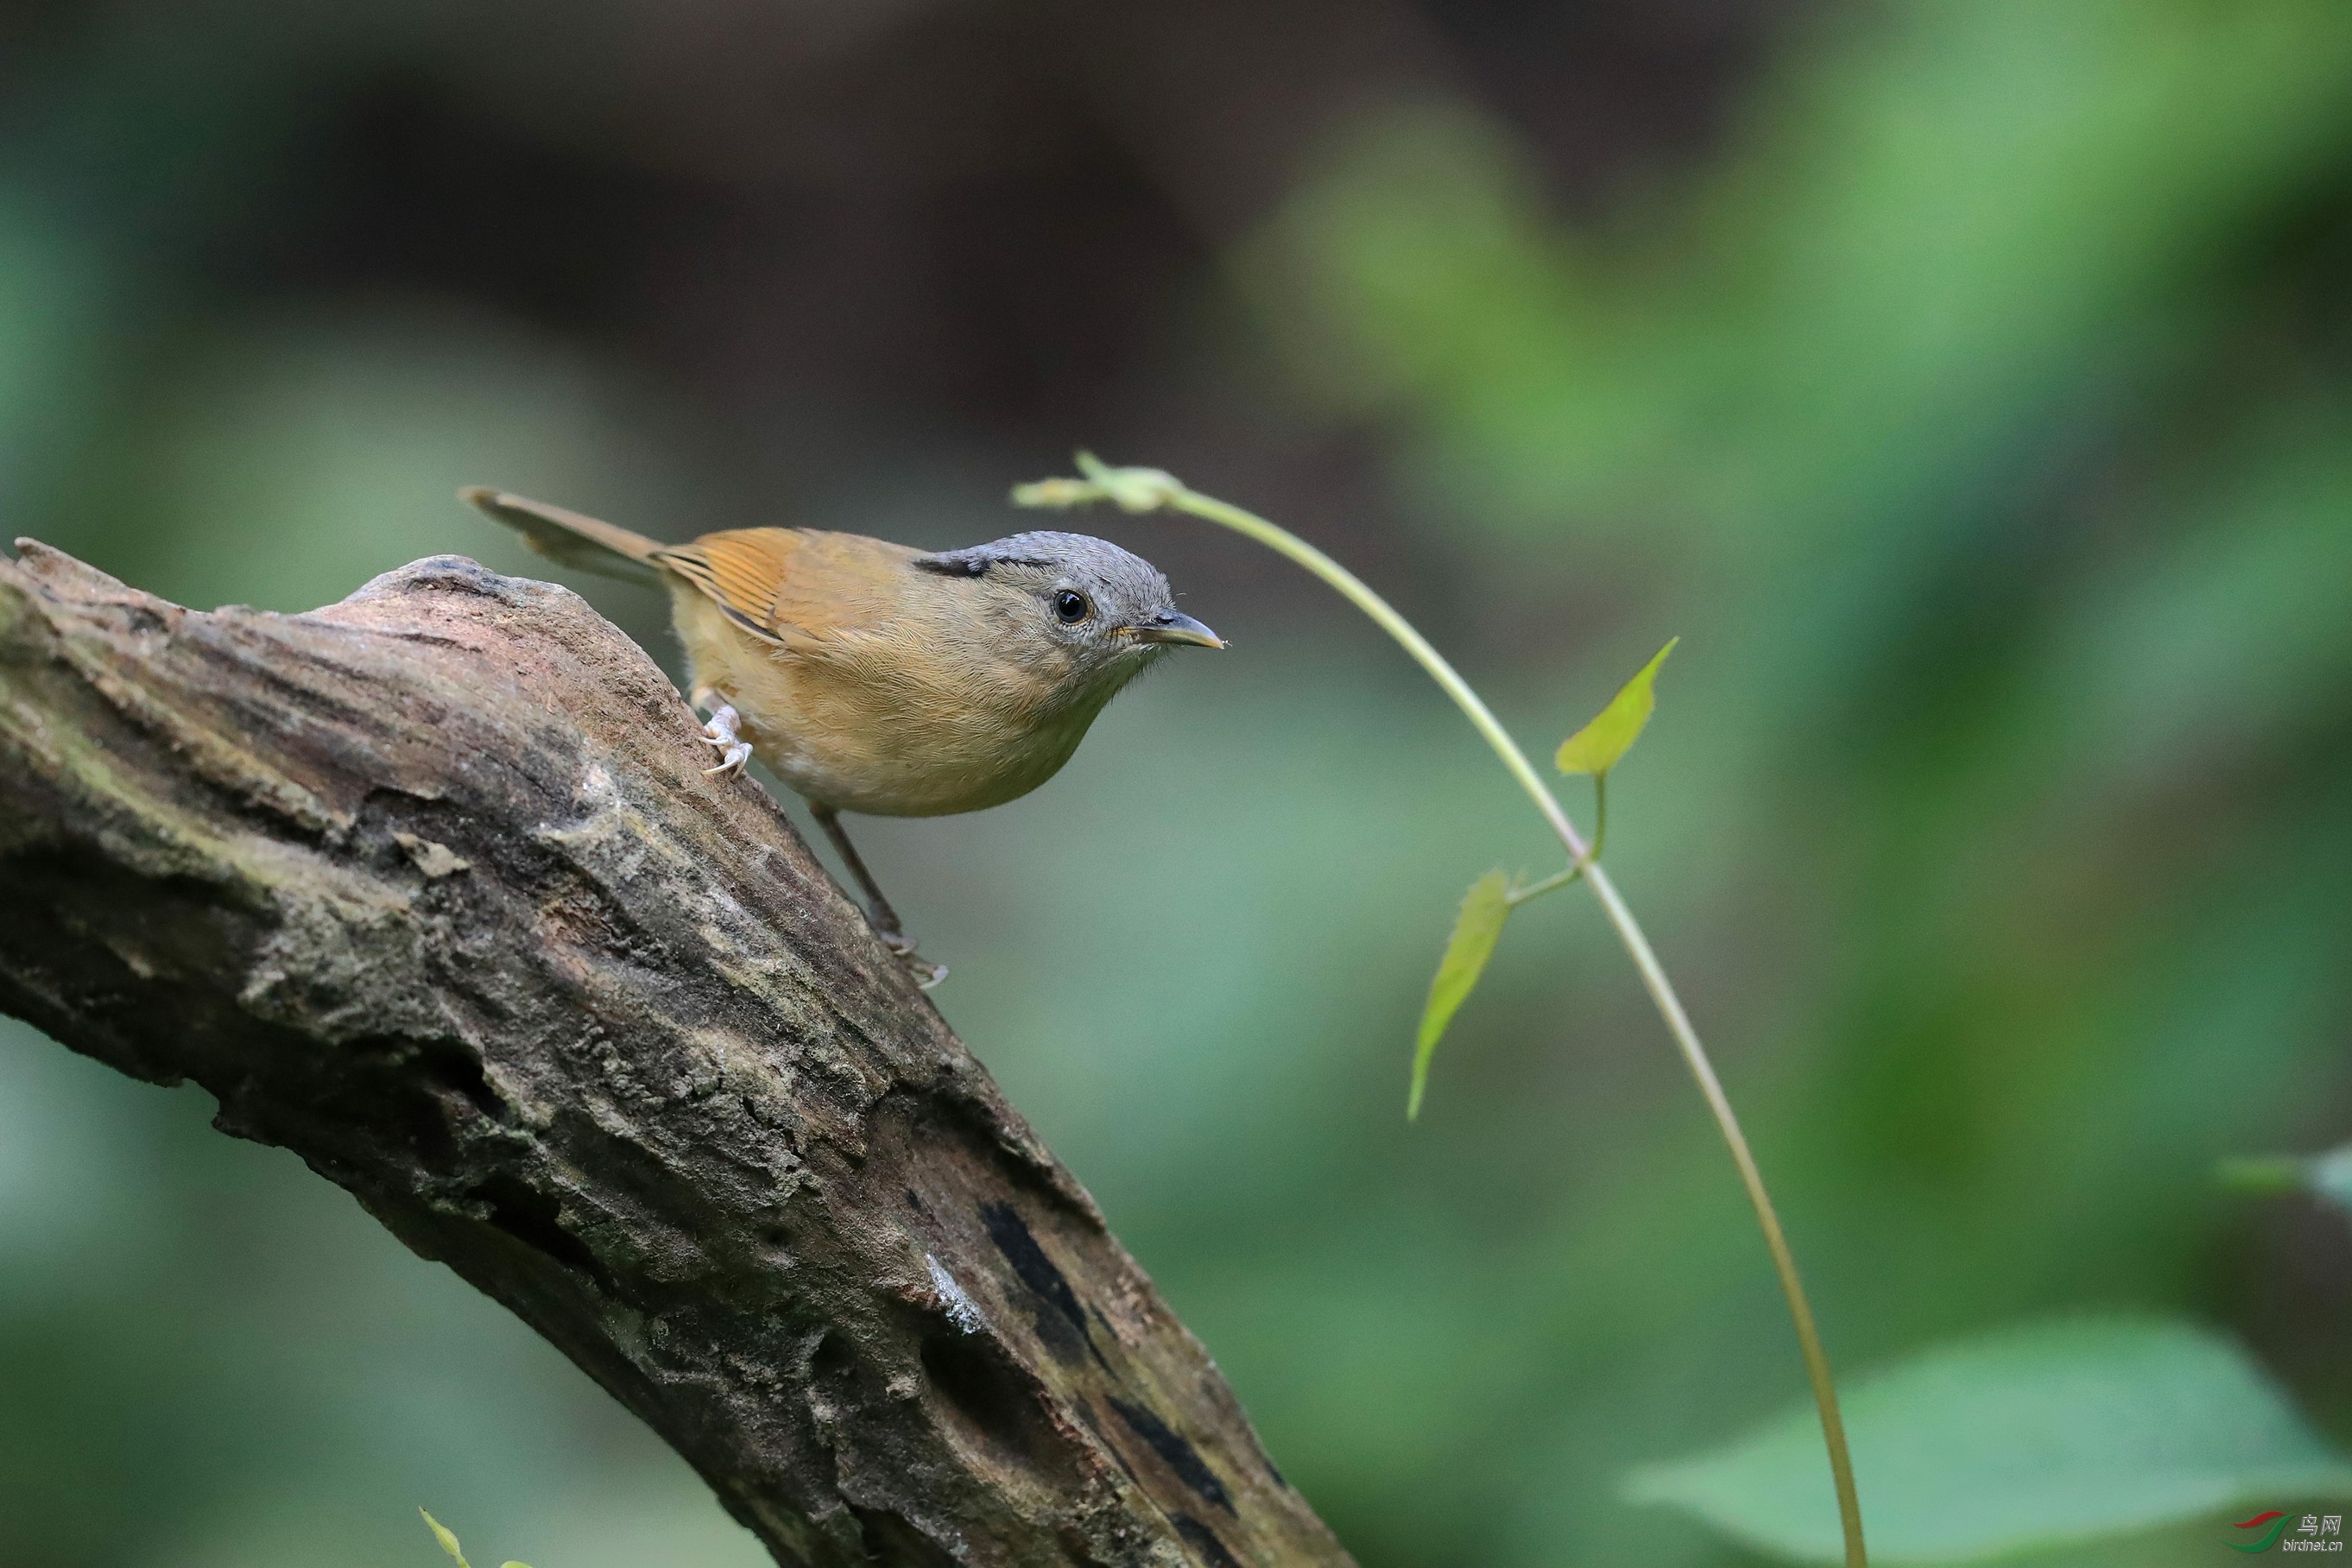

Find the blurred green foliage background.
xmin=3 ymin=2 xmax=2349 ymax=1564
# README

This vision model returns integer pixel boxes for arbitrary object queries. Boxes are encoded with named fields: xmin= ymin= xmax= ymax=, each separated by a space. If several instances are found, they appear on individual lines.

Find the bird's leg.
xmin=693 ymin=689 xmax=753 ymax=776
xmin=810 ymin=806 xmax=907 ymax=938
xmin=811 ymin=805 xmax=946 ymax=989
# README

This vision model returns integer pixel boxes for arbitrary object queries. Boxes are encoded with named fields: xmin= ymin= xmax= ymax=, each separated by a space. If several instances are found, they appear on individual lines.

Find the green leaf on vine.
xmin=1557 ymin=638 xmax=1678 ymax=776
xmin=1409 ymin=870 xmax=1512 ymax=1120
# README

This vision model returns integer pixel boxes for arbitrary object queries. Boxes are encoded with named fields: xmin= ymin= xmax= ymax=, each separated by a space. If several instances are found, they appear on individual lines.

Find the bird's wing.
xmin=650 ymin=528 xmax=920 ymax=649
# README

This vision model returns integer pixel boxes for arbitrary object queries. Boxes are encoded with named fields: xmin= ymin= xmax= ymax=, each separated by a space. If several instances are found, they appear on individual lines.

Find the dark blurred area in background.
xmin=3 ymin=3 xmax=2349 ymax=1565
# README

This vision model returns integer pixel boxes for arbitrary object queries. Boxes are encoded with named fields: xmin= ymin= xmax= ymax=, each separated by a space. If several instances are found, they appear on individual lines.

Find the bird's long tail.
xmin=460 ymin=487 xmax=666 ymax=587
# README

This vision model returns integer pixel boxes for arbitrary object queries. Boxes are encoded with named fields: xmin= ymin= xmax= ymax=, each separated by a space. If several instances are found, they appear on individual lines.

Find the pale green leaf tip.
xmin=1013 ymin=452 xmax=1183 ymax=514
xmin=1010 ymin=475 xmax=1090 ymax=510
xmin=1557 ymin=636 xmax=1679 ymax=775
xmin=420 ymin=1509 xmax=468 ymax=1568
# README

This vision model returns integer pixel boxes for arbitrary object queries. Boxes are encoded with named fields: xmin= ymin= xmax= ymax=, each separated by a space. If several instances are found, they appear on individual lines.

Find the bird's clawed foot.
xmin=700 ymin=704 xmax=753 ymax=776
xmin=880 ymin=932 xmax=949 ymax=990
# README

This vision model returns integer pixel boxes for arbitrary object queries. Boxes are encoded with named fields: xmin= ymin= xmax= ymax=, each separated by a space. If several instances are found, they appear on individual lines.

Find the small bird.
xmin=462 ymin=487 xmax=1223 ymax=983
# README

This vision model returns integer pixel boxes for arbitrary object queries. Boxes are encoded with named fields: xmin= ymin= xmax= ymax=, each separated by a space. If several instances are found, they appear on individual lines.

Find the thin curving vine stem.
xmin=1015 ymin=455 xmax=1869 ymax=1568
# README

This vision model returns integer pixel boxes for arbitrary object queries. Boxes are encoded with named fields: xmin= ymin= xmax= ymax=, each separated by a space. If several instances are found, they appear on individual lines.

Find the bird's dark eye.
xmin=1053 ymin=589 xmax=1092 ymax=624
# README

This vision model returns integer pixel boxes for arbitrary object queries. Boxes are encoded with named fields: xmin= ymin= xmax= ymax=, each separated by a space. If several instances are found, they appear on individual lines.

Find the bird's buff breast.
xmin=672 ymin=591 xmax=1107 ymax=817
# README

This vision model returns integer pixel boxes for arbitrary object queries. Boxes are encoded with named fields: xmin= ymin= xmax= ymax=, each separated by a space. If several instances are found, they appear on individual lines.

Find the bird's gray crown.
xmin=913 ymin=531 xmax=1177 ymax=623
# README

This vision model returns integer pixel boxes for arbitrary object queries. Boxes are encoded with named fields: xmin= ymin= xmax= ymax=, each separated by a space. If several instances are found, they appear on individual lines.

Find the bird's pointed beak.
xmin=1128 ymin=611 xmax=1225 ymax=649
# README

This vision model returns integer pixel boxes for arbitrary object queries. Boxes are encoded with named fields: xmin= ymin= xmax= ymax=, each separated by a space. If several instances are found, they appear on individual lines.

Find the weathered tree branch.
xmin=0 ymin=542 xmax=1350 ymax=1568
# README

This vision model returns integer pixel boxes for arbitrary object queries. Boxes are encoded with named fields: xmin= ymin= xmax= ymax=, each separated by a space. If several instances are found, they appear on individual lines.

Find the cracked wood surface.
xmin=0 ymin=541 xmax=1351 ymax=1568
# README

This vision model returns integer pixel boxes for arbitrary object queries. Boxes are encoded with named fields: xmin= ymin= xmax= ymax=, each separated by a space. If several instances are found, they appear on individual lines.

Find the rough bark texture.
xmin=0 ymin=542 xmax=1351 ymax=1568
